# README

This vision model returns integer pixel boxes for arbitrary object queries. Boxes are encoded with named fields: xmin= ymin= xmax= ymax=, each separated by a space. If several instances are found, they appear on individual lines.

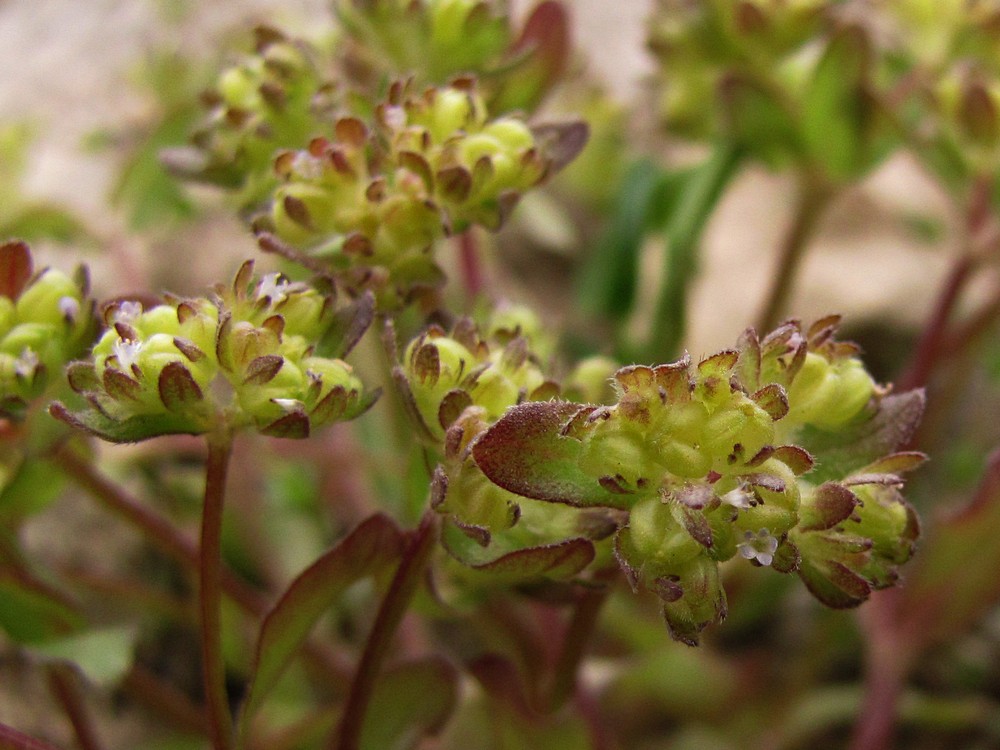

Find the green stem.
xmin=202 ymin=435 xmax=235 ymax=750
xmin=648 ymin=142 xmax=744 ymax=360
xmin=331 ymin=511 xmax=438 ymax=750
xmin=755 ymin=174 xmax=833 ymax=333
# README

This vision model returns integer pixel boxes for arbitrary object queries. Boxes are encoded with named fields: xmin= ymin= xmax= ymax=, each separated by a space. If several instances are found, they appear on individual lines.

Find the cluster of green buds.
xmin=262 ymin=79 xmax=585 ymax=304
xmin=333 ymin=0 xmax=569 ymax=113
xmin=472 ymin=317 xmax=923 ymax=644
xmin=648 ymin=1 xmax=888 ymax=181
xmin=392 ymin=308 xmax=618 ymax=584
xmin=163 ymin=26 xmax=338 ymax=208
xmin=53 ymin=261 xmax=375 ymax=443
xmin=396 ymin=305 xmax=556 ymax=446
xmin=0 ymin=241 xmax=94 ymax=420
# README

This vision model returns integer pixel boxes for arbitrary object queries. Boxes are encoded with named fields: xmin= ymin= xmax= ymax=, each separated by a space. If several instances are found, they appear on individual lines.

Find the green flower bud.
xmin=14 ymin=269 xmax=80 ymax=327
xmin=786 ymin=352 xmax=875 ymax=430
xmin=623 ymin=495 xmax=706 ymax=570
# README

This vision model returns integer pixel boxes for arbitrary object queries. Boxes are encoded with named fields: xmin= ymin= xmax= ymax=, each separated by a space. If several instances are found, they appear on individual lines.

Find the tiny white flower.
xmin=14 ymin=348 xmax=39 ymax=379
xmin=382 ymin=104 xmax=406 ymax=131
xmin=111 ymin=301 xmax=143 ymax=325
xmin=721 ymin=484 xmax=754 ymax=510
xmin=291 ymin=151 xmax=323 ymax=180
xmin=58 ymin=296 xmax=80 ymax=323
xmin=257 ymin=273 xmax=291 ymax=304
xmin=737 ymin=528 xmax=779 ymax=567
xmin=272 ymin=398 xmax=304 ymax=413
xmin=113 ymin=338 xmax=143 ymax=373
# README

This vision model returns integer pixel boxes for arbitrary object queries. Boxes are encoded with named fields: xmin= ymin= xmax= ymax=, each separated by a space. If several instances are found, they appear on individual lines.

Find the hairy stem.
xmin=46 ymin=664 xmax=103 ymax=750
xmin=756 ymin=174 xmax=833 ymax=333
xmin=332 ymin=511 xmax=438 ymax=750
xmin=201 ymin=435 xmax=234 ymax=750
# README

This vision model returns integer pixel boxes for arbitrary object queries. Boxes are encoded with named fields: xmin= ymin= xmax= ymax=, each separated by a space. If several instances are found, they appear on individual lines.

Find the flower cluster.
xmin=163 ymin=26 xmax=338 ymax=207
xmin=53 ymin=261 xmax=374 ymax=443
xmin=261 ymin=80 xmax=583 ymax=304
xmin=334 ymin=0 xmax=568 ymax=112
xmin=473 ymin=318 xmax=923 ymax=643
xmin=0 ymin=241 xmax=94 ymax=420
xmin=647 ymin=0 xmax=885 ymax=180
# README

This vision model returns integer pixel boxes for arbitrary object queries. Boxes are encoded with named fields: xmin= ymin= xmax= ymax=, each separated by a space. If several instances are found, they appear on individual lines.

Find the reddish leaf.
xmin=158 ymin=362 xmax=204 ymax=412
xmin=751 ymin=383 xmax=789 ymax=421
xmin=799 ymin=482 xmax=860 ymax=531
xmin=472 ymin=401 xmax=634 ymax=509
xmin=897 ymin=449 xmax=1000 ymax=647
xmin=238 ymin=514 xmax=404 ymax=726
xmin=260 ymin=411 xmax=310 ymax=439
xmin=0 ymin=240 xmax=32 ymax=299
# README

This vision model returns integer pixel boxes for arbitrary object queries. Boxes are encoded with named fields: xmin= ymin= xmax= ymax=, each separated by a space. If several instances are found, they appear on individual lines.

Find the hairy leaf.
xmin=472 ymin=401 xmax=633 ymax=509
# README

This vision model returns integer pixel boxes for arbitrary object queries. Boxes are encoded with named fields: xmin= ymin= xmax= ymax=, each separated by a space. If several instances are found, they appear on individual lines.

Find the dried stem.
xmin=46 ymin=665 xmax=104 ymax=750
xmin=331 ymin=511 xmax=438 ymax=750
xmin=201 ymin=435 xmax=235 ymax=750
xmin=756 ymin=174 xmax=833 ymax=333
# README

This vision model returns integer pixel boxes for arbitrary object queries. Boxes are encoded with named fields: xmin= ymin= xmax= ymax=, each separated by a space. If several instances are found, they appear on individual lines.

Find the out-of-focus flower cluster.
xmin=0 ymin=241 xmax=94 ymax=421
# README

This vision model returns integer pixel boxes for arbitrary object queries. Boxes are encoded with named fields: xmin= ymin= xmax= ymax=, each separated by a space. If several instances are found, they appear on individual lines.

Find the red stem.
xmin=201 ymin=437 xmax=234 ymax=750
xmin=0 ymin=723 xmax=66 ymax=750
xmin=45 ymin=665 xmax=104 ymax=750
xmin=457 ymin=230 xmax=484 ymax=303
xmin=331 ymin=512 xmax=438 ymax=750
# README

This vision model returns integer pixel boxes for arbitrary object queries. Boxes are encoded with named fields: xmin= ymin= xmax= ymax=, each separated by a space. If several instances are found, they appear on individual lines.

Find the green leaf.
xmin=0 ymin=458 xmax=67 ymax=521
xmin=649 ymin=142 xmax=744 ymax=360
xmin=238 ymin=513 xmax=404 ymax=727
xmin=797 ymin=390 xmax=926 ymax=483
xmin=359 ymin=657 xmax=459 ymax=750
xmin=575 ymin=159 xmax=668 ymax=322
xmin=472 ymin=401 xmax=632 ymax=509
xmin=1 ymin=203 xmax=91 ymax=245
xmin=0 ymin=577 xmax=83 ymax=644
xmin=719 ymin=75 xmax=798 ymax=167
xmin=111 ymin=110 xmax=201 ymax=230
xmin=29 ymin=626 xmax=137 ymax=686
xmin=49 ymin=401 xmax=206 ymax=443
xmin=441 ymin=520 xmax=595 ymax=582
xmin=800 ymin=26 xmax=872 ymax=181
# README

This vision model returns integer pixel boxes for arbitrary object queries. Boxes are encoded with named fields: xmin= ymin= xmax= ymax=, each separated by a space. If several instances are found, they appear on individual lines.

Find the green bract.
xmin=473 ymin=318 xmax=924 ymax=644
xmin=53 ymin=261 xmax=375 ymax=442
